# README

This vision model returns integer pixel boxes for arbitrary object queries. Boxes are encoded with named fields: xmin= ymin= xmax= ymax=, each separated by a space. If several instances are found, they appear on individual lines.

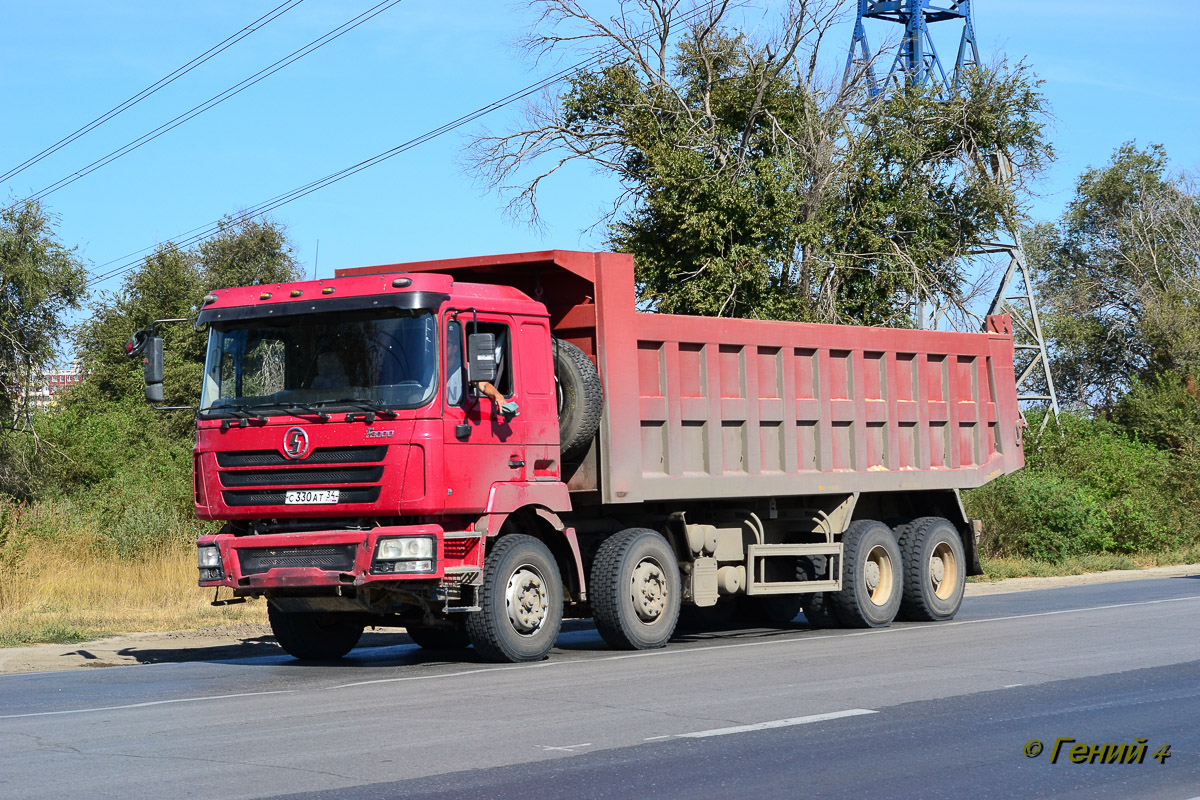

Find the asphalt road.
xmin=1 ymin=576 xmax=1198 ymax=800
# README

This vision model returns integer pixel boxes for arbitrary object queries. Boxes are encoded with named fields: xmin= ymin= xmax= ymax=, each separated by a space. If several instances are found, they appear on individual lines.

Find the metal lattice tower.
xmin=843 ymin=0 xmax=1059 ymax=424
xmin=845 ymin=0 xmax=980 ymax=100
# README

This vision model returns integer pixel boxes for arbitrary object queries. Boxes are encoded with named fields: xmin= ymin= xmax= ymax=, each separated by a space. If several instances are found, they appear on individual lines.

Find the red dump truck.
xmin=130 ymin=250 xmax=1023 ymax=662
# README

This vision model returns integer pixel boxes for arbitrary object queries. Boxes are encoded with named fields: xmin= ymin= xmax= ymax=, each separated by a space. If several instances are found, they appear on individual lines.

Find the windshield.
xmin=199 ymin=309 xmax=438 ymax=414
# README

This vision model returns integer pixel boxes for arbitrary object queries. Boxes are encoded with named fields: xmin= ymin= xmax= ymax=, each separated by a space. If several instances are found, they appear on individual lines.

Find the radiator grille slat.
xmin=217 ymin=446 xmax=387 ymax=468
xmin=219 ymin=466 xmax=384 ymax=488
xmin=222 ymin=487 xmax=381 ymax=506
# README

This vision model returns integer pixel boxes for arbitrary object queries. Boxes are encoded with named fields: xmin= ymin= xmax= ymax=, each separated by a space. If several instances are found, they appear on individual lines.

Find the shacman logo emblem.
xmin=283 ymin=427 xmax=310 ymax=459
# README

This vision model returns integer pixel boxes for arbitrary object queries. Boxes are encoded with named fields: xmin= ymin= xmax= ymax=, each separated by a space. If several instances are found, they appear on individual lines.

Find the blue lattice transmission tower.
xmin=843 ymin=0 xmax=1060 ymax=423
xmin=844 ymin=0 xmax=979 ymax=99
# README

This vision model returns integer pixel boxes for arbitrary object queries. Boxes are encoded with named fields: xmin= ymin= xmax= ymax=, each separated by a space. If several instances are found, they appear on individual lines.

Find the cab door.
xmin=442 ymin=312 xmax=527 ymax=513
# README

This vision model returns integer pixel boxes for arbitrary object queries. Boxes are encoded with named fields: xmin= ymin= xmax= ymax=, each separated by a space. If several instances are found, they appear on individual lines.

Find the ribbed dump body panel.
xmin=340 ymin=250 xmax=1025 ymax=505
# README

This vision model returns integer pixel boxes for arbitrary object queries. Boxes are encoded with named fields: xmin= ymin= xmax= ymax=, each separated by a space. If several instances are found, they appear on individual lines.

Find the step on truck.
xmin=128 ymin=250 xmax=1024 ymax=662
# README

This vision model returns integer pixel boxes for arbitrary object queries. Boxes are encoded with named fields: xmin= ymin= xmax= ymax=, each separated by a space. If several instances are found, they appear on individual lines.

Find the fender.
xmin=477 ymin=482 xmax=587 ymax=600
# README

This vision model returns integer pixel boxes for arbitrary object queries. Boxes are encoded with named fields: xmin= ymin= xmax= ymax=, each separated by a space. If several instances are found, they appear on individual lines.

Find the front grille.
xmin=222 ymin=486 xmax=381 ymax=506
xmin=219 ymin=466 xmax=384 ymax=488
xmin=239 ymin=545 xmax=357 ymax=575
xmin=217 ymin=445 xmax=387 ymax=468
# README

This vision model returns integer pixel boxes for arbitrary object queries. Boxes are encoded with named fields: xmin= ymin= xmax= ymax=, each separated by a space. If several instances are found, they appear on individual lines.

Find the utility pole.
xmin=843 ymin=0 xmax=1059 ymax=425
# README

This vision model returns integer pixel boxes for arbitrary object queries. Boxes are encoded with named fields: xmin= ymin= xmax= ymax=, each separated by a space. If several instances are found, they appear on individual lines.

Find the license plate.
xmin=284 ymin=489 xmax=340 ymax=505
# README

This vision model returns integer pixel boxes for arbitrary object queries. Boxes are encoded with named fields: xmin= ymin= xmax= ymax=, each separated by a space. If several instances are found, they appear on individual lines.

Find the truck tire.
xmin=405 ymin=624 xmax=471 ymax=650
xmin=466 ymin=534 xmax=563 ymax=663
xmin=831 ymin=520 xmax=902 ymax=628
xmin=590 ymin=528 xmax=681 ymax=650
xmin=896 ymin=517 xmax=966 ymax=621
xmin=553 ymin=338 xmax=603 ymax=462
xmin=267 ymin=605 xmax=364 ymax=661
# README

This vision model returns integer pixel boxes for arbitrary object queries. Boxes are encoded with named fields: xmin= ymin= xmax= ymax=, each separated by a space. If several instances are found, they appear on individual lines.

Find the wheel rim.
xmin=863 ymin=544 xmax=894 ymax=606
xmin=930 ymin=541 xmax=958 ymax=600
xmin=630 ymin=557 xmax=668 ymax=623
xmin=505 ymin=564 xmax=549 ymax=636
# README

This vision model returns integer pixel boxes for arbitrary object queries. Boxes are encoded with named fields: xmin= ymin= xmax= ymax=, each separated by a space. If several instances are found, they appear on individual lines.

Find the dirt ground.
xmin=2 ymin=563 xmax=1198 ymax=675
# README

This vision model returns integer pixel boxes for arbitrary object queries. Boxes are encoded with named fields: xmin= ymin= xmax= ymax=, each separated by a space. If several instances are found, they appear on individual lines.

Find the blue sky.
xmin=1 ymin=1 xmax=1197 ymax=294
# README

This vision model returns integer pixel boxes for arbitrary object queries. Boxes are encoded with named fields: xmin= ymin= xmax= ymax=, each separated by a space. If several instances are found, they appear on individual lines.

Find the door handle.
xmin=508 ymin=458 xmax=525 ymax=469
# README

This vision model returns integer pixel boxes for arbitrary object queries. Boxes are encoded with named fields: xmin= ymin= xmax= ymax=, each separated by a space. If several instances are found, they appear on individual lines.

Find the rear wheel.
xmin=831 ymin=520 xmax=902 ymax=628
xmin=268 ymin=605 xmax=364 ymax=661
xmin=896 ymin=517 xmax=966 ymax=621
xmin=405 ymin=624 xmax=471 ymax=650
xmin=466 ymin=534 xmax=563 ymax=663
xmin=591 ymin=528 xmax=681 ymax=650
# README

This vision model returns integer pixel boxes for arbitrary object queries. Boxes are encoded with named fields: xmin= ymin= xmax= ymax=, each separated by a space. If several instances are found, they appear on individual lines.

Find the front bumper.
xmin=198 ymin=524 xmax=481 ymax=591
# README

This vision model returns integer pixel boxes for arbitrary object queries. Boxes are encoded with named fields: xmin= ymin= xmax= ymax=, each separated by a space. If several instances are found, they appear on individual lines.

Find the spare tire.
xmin=553 ymin=337 xmax=603 ymax=462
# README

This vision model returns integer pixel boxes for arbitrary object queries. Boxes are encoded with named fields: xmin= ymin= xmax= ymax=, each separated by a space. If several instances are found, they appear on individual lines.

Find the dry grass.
xmin=974 ymin=546 xmax=1200 ymax=581
xmin=0 ymin=545 xmax=264 ymax=647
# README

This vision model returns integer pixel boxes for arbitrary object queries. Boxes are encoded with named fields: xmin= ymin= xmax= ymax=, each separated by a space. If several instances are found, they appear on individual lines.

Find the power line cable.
xmin=86 ymin=1 xmax=723 ymax=289
xmin=84 ymin=56 xmax=607 ymax=289
xmin=0 ymin=0 xmax=304 ymax=185
xmin=9 ymin=0 xmax=404 ymax=212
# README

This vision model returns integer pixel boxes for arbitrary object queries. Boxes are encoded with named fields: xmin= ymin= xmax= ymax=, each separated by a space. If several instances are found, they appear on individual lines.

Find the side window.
xmin=446 ymin=317 xmax=514 ymax=405
xmin=470 ymin=321 xmax=513 ymax=397
xmin=445 ymin=319 xmax=465 ymax=407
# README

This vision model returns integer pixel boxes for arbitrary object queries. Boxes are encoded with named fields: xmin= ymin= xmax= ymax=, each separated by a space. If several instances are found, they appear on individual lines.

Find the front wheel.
xmin=831 ymin=520 xmax=902 ymax=628
xmin=268 ymin=605 xmax=364 ymax=661
xmin=591 ymin=528 xmax=681 ymax=650
xmin=466 ymin=534 xmax=563 ymax=663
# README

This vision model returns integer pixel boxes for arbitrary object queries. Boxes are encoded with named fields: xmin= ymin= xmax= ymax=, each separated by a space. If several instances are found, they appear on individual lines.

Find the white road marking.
xmin=0 ymin=690 xmax=295 ymax=720
xmin=537 ymin=743 xmax=592 ymax=752
xmin=643 ymin=735 xmax=672 ymax=741
xmin=678 ymin=709 xmax=877 ymax=738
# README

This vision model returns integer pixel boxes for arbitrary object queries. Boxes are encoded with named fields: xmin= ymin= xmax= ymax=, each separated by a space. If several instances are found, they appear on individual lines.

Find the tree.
xmin=1033 ymin=143 xmax=1200 ymax=410
xmin=470 ymin=0 xmax=1052 ymax=325
xmin=0 ymin=200 xmax=87 ymax=495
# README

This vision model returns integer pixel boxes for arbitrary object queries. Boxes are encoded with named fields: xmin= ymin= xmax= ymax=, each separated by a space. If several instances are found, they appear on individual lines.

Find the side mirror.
xmin=143 ymin=336 xmax=164 ymax=403
xmin=466 ymin=332 xmax=497 ymax=384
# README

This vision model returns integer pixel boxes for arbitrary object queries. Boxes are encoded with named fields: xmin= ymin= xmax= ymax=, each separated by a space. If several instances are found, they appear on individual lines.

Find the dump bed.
xmin=340 ymin=251 xmax=1025 ymax=506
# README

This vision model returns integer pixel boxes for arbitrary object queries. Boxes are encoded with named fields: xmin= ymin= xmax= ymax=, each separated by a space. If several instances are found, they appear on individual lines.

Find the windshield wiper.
xmin=202 ymin=406 xmax=269 ymax=431
xmin=311 ymin=397 xmax=398 ymax=423
xmin=312 ymin=398 xmax=398 ymax=417
xmin=243 ymin=401 xmax=331 ymax=422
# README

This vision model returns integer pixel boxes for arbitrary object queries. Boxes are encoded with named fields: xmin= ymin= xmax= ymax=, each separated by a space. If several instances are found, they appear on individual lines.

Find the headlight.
xmin=376 ymin=537 xmax=434 ymax=561
xmin=197 ymin=545 xmax=222 ymax=568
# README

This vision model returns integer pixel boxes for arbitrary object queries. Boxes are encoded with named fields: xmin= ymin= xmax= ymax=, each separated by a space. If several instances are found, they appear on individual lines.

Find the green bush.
xmin=965 ymin=410 xmax=1197 ymax=561
xmin=1 ymin=396 xmax=213 ymax=560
